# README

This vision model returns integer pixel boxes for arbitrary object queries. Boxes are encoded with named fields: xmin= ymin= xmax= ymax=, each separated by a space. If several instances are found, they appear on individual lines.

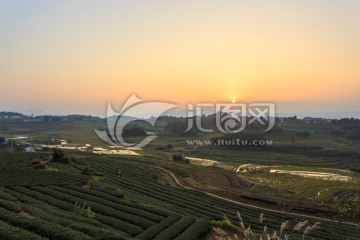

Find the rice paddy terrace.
xmin=0 ymin=152 xmax=359 ymax=240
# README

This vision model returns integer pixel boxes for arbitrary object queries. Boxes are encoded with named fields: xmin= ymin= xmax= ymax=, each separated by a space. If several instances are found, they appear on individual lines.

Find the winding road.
xmin=159 ymin=168 xmax=357 ymax=227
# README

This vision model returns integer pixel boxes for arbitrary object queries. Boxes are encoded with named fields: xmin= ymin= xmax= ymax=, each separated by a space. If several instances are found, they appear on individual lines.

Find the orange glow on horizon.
xmin=0 ymin=1 xmax=359 ymax=115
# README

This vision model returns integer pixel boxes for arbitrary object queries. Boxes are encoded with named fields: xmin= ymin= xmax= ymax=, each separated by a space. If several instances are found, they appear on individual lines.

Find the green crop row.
xmin=154 ymin=216 xmax=195 ymax=240
xmin=0 ymin=206 xmax=91 ymax=240
xmin=88 ymin=161 xmax=156 ymax=182
xmin=0 ymin=199 xmax=22 ymax=213
xmin=91 ymin=158 xmax=359 ymax=239
xmin=0 ymin=221 xmax=44 ymax=240
xmin=108 ymin=177 xmax=223 ymax=219
xmin=0 ymin=170 xmax=87 ymax=187
xmin=29 ymin=186 xmax=151 ymax=235
xmin=48 ymin=162 xmax=81 ymax=174
xmin=163 ymin=167 xmax=190 ymax=178
xmin=103 ymin=171 xmax=360 ymax=239
xmin=67 ymin=185 xmax=171 ymax=217
xmin=89 ymin=158 xmax=157 ymax=176
xmin=136 ymin=215 xmax=182 ymax=240
xmin=50 ymin=186 xmax=164 ymax=223
xmin=0 ymin=188 xmax=17 ymax=201
xmin=22 ymin=205 xmax=127 ymax=239
xmin=175 ymin=218 xmax=212 ymax=240
xmin=7 ymin=186 xmax=139 ymax=236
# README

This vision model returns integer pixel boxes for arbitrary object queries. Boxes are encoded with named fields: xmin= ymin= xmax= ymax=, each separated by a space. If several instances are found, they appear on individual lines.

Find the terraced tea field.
xmin=0 ymin=153 xmax=211 ymax=240
xmin=0 ymin=152 xmax=359 ymax=239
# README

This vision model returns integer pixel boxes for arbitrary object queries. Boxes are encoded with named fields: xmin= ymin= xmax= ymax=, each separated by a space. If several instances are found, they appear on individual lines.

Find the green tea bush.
xmin=0 ymin=221 xmax=43 ymax=240
xmin=136 ymin=215 xmax=181 ymax=240
xmin=154 ymin=216 xmax=195 ymax=240
xmin=176 ymin=219 xmax=212 ymax=240
xmin=74 ymin=202 xmax=95 ymax=219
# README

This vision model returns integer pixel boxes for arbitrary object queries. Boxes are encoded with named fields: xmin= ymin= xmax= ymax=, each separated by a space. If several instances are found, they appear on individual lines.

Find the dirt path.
xmin=156 ymin=169 xmax=178 ymax=187
xmin=159 ymin=168 xmax=357 ymax=227
xmin=339 ymin=137 xmax=360 ymax=147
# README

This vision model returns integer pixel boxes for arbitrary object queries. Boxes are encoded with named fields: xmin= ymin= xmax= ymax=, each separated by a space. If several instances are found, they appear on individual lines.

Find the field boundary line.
xmin=158 ymin=168 xmax=358 ymax=227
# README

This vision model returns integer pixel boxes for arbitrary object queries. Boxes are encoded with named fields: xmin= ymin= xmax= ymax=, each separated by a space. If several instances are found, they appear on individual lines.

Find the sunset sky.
xmin=0 ymin=0 xmax=359 ymax=116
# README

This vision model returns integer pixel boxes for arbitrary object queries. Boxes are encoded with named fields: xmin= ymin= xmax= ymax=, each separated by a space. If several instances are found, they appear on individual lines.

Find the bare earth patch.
xmin=156 ymin=170 xmax=178 ymax=187
xmin=187 ymin=157 xmax=219 ymax=166
xmin=93 ymin=149 xmax=140 ymax=155
xmin=19 ymin=210 xmax=33 ymax=218
xmin=270 ymin=169 xmax=351 ymax=182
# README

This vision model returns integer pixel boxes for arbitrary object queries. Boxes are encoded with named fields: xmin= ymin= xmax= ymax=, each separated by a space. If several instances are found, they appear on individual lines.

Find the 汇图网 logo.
xmin=96 ymin=94 xmax=275 ymax=148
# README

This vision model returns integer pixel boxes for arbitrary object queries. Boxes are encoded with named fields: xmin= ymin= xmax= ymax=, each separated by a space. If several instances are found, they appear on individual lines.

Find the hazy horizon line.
xmin=1 ymin=108 xmax=360 ymax=120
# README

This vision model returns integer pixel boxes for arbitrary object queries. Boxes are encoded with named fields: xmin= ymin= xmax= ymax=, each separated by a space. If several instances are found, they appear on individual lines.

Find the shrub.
xmin=172 ymin=153 xmax=183 ymax=161
xmin=82 ymin=166 xmax=94 ymax=176
xmin=32 ymin=161 xmax=48 ymax=169
xmin=172 ymin=154 xmax=189 ymax=164
xmin=51 ymin=148 xmax=71 ymax=164
xmin=31 ymin=158 xmax=42 ymax=165
xmin=212 ymin=219 xmax=242 ymax=233
xmin=337 ymin=194 xmax=360 ymax=222
xmin=74 ymin=202 xmax=95 ymax=219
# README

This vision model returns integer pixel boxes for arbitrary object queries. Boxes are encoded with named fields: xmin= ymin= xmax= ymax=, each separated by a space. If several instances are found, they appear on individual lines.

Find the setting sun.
xmin=0 ymin=1 xmax=359 ymax=116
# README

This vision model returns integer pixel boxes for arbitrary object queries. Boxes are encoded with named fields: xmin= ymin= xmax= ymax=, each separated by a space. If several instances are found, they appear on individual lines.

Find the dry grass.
xmin=211 ymin=212 xmax=321 ymax=240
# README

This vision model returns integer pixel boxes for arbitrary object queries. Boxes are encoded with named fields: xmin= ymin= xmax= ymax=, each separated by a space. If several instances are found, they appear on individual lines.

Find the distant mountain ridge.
xmin=278 ymin=111 xmax=360 ymax=119
xmin=2 ymin=109 xmax=47 ymax=116
xmin=1 ymin=110 xmax=359 ymax=120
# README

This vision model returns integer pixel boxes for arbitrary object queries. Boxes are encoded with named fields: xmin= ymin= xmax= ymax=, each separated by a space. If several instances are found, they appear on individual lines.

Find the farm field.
xmin=1 ymin=119 xmax=360 ymax=239
xmin=1 ymin=151 xmax=359 ymax=239
xmin=245 ymin=171 xmax=360 ymax=201
xmin=0 ymin=152 xmax=212 ymax=240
